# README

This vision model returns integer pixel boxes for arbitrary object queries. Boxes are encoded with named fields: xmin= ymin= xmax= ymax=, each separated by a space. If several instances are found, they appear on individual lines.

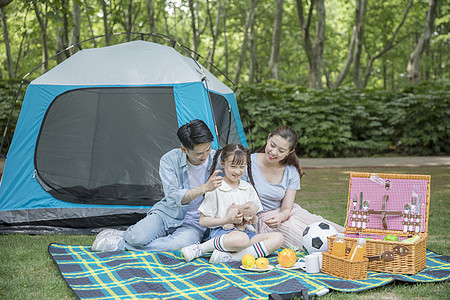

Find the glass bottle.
xmin=348 ymin=238 xmax=366 ymax=261
xmin=330 ymin=233 xmax=346 ymax=257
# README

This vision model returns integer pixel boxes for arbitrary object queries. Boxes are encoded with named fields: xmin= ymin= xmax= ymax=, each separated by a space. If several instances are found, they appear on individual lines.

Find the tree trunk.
xmin=188 ymin=0 xmax=200 ymax=52
xmin=234 ymin=0 xmax=257 ymax=86
xmin=0 ymin=0 xmax=12 ymax=9
xmin=70 ymin=0 xmax=80 ymax=54
xmin=362 ymin=0 xmax=414 ymax=88
xmin=296 ymin=0 xmax=326 ymax=89
xmin=33 ymin=2 xmax=49 ymax=74
xmin=268 ymin=0 xmax=283 ymax=80
xmin=407 ymin=0 xmax=437 ymax=85
xmin=0 ymin=7 xmax=15 ymax=78
xmin=55 ymin=0 xmax=70 ymax=63
xmin=222 ymin=0 xmax=228 ymax=76
xmin=352 ymin=0 xmax=366 ymax=89
xmin=120 ymin=0 xmax=138 ymax=42
xmin=248 ymin=5 xmax=257 ymax=83
xmin=146 ymin=0 xmax=156 ymax=37
xmin=99 ymin=0 xmax=109 ymax=45
xmin=206 ymin=0 xmax=222 ymax=67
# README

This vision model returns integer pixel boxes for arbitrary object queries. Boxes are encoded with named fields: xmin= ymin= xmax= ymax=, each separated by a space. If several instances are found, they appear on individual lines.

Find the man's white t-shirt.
xmin=182 ymin=156 xmax=210 ymax=231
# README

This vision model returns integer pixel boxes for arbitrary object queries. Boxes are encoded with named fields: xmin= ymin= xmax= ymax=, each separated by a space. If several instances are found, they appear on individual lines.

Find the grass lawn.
xmin=0 ymin=166 xmax=449 ymax=299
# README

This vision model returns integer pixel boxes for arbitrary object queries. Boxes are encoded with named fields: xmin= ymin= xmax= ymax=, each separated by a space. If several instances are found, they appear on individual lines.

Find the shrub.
xmin=0 ymin=80 xmax=25 ymax=156
xmin=239 ymin=79 xmax=450 ymax=157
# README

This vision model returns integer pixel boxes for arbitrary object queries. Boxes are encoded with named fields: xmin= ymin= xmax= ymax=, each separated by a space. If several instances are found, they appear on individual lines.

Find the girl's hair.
xmin=256 ymin=126 xmax=304 ymax=178
xmin=209 ymin=143 xmax=255 ymax=187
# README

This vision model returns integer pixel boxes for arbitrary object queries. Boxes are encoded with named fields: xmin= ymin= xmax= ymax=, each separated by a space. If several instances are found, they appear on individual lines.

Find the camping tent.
xmin=0 ymin=40 xmax=247 ymax=233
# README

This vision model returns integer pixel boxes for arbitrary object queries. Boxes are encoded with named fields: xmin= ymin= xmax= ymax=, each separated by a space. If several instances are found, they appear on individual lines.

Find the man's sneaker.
xmin=181 ymin=243 xmax=203 ymax=262
xmin=96 ymin=229 xmax=125 ymax=240
xmin=209 ymin=250 xmax=233 ymax=264
xmin=91 ymin=235 xmax=122 ymax=252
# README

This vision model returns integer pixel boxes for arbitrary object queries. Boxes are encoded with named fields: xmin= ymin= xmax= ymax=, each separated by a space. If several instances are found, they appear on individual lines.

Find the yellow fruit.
xmin=242 ymin=254 xmax=256 ymax=268
xmin=255 ymin=257 xmax=269 ymax=269
xmin=277 ymin=248 xmax=297 ymax=268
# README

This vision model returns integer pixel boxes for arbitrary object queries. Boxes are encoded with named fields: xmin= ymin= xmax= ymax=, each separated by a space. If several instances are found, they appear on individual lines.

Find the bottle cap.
xmin=357 ymin=238 xmax=366 ymax=245
xmin=336 ymin=233 xmax=345 ymax=239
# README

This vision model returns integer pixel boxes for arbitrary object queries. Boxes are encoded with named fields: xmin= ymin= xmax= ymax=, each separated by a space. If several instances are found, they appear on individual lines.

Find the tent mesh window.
xmin=35 ymin=87 xmax=179 ymax=206
xmin=209 ymin=92 xmax=240 ymax=147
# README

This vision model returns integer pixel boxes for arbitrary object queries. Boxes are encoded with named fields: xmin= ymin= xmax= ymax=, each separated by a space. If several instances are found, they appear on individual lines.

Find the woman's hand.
xmin=264 ymin=213 xmax=284 ymax=228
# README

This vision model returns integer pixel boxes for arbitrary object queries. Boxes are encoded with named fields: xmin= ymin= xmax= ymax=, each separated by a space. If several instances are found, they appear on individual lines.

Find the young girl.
xmin=181 ymin=143 xmax=284 ymax=264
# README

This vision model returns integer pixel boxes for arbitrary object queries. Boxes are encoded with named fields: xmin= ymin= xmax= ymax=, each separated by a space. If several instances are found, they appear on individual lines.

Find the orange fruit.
xmin=255 ymin=257 xmax=269 ymax=269
xmin=277 ymin=248 xmax=297 ymax=268
xmin=242 ymin=254 xmax=255 ymax=268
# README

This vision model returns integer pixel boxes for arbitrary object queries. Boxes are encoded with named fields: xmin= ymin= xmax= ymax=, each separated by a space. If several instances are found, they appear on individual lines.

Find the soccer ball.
xmin=302 ymin=221 xmax=338 ymax=254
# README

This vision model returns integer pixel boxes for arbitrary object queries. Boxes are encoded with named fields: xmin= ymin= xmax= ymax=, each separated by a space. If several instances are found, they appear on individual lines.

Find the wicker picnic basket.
xmin=327 ymin=172 xmax=431 ymax=275
xmin=322 ymin=252 xmax=368 ymax=280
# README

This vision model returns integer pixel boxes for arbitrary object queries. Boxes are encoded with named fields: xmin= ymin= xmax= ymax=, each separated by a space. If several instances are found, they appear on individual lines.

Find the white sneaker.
xmin=209 ymin=250 xmax=233 ymax=264
xmin=181 ymin=243 xmax=203 ymax=262
xmin=96 ymin=229 xmax=125 ymax=239
xmin=91 ymin=234 xmax=123 ymax=252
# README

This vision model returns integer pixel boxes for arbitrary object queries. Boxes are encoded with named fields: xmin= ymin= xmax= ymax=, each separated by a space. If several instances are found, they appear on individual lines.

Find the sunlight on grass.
xmin=1 ymin=166 xmax=449 ymax=299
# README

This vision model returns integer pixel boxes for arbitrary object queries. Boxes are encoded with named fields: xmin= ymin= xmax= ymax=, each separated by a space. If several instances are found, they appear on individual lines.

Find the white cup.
xmin=298 ymin=254 xmax=320 ymax=273
xmin=310 ymin=252 xmax=323 ymax=270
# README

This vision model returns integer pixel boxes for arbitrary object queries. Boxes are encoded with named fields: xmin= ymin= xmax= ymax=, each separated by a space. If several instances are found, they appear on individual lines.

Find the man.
xmin=92 ymin=119 xmax=223 ymax=251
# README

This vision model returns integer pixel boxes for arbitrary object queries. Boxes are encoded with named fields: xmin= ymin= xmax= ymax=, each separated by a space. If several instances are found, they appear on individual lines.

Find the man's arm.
xmin=181 ymin=170 xmax=223 ymax=204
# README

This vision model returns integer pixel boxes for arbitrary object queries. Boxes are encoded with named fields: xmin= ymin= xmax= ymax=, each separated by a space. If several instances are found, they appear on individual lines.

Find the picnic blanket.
xmin=48 ymin=244 xmax=450 ymax=299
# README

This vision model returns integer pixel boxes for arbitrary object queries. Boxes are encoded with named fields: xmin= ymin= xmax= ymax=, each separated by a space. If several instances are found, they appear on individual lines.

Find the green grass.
xmin=0 ymin=166 xmax=449 ymax=299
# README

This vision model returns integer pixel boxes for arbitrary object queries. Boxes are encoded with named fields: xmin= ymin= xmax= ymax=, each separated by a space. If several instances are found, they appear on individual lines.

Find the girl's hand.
xmin=264 ymin=214 xmax=284 ymax=228
xmin=203 ymin=170 xmax=223 ymax=193
xmin=224 ymin=206 xmax=243 ymax=224
xmin=233 ymin=212 xmax=243 ymax=225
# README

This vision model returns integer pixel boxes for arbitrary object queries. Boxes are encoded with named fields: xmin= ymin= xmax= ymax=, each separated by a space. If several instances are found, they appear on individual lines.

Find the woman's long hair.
xmin=256 ymin=126 xmax=304 ymax=178
xmin=209 ymin=143 xmax=255 ymax=187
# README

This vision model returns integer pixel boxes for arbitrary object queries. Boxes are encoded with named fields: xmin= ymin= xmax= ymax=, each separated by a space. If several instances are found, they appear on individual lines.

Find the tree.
xmin=352 ymin=0 xmax=366 ymax=88
xmin=359 ymin=0 xmax=413 ymax=88
xmin=0 ymin=7 xmax=15 ymax=78
xmin=0 ymin=0 xmax=13 ymax=9
xmin=407 ymin=0 xmax=438 ymax=85
xmin=331 ymin=0 xmax=361 ymax=88
xmin=69 ymin=0 xmax=80 ymax=54
xmin=99 ymin=0 xmax=109 ymax=45
xmin=234 ymin=0 xmax=257 ymax=86
xmin=296 ymin=0 xmax=326 ymax=89
xmin=33 ymin=1 xmax=49 ymax=74
xmin=268 ymin=0 xmax=283 ymax=80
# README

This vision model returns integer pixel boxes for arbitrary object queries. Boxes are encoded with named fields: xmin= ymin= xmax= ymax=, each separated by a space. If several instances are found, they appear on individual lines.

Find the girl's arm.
xmin=199 ymin=209 xmax=243 ymax=228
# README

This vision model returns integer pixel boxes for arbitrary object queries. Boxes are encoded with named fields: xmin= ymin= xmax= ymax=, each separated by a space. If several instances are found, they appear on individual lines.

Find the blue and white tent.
xmin=0 ymin=40 xmax=247 ymax=233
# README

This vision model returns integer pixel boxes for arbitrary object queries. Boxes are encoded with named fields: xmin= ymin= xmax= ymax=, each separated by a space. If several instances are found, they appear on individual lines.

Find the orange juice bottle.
xmin=330 ymin=233 xmax=346 ymax=257
xmin=348 ymin=238 xmax=366 ymax=261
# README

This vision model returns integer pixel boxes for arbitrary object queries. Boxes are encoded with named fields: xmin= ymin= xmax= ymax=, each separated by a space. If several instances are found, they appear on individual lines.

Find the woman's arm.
xmin=279 ymin=189 xmax=296 ymax=220
xmin=264 ymin=189 xmax=296 ymax=228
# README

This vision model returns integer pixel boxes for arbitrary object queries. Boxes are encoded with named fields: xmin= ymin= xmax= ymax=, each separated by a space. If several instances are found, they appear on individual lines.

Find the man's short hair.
xmin=177 ymin=119 xmax=214 ymax=150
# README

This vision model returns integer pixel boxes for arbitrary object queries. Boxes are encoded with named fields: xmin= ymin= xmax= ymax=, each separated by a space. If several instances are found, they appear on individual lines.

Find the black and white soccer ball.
xmin=301 ymin=221 xmax=338 ymax=254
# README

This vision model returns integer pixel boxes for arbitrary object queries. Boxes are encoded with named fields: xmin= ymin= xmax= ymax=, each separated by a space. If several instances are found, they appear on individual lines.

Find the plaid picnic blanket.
xmin=48 ymin=244 xmax=450 ymax=300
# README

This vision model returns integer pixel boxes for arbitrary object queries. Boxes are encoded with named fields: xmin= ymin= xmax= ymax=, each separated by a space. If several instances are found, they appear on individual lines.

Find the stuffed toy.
xmin=223 ymin=202 xmax=259 ymax=232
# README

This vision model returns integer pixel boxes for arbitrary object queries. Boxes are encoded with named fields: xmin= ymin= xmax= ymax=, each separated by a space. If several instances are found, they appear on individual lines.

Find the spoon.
xmin=403 ymin=203 xmax=410 ymax=233
xmin=352 ymin=195 xmax=358 ymax=227
xmin=362 ymin=200 xmax=369 ymax=229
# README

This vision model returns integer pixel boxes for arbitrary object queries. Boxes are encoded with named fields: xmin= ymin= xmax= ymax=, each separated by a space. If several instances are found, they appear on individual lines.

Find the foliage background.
xmin=240 ymin=79 xmax=450 ymax=157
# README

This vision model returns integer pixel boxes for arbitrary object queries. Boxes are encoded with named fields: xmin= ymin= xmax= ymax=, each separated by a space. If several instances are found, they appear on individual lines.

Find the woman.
xmin=249 ymin=126 xmax=344 ymax=249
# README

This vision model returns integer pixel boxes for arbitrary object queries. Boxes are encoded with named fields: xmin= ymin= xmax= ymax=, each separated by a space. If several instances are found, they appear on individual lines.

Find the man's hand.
xmin=203 ymin=170 xmax=223 ymax=193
